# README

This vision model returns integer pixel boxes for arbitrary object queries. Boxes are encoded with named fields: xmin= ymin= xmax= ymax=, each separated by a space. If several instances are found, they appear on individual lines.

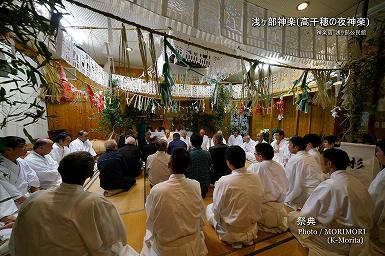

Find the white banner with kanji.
xmin=340 ymin=142 xmax=380 ymax=188
xmin=230 ymin=111 xmax=249 ymax=137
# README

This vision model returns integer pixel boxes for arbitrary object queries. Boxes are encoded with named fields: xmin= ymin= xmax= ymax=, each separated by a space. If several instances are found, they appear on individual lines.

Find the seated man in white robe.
xmin=369 ymin=139 xmax=385 ymax=252
xmin=241 ymin=135 xmax=256 ymax=154
xmin=0 ymin=136 xmax=40 ymax=206
xmin=180 ymin=130 xmax=192 ymax=151
xmin=285 ymin=136 xmax=323 ymax=210
xmin=289 ymin=149 xmax=374 ymax=256
xmin=146 ymin=139 xmax=171 ymax=187
xmin=160 ymin=129 xmax=172 ymax=143
xmin=255 ymin=132 xmax=268 ymax=144
xmin=247 ymin=143 xmax=288 ymax=233
xmin=0 ymin=181 xmax=18 ymax=228
xmin=10 ymin=152 xmax=137 ymax=256
xmin=199 ymin=129 xmax=210 ymax=151
xmin=271 ymin=130 xmax=290 ymax=166
xmin=0 ymin=181 xmax=18 ymax=255
xmin=49 ymin=132 xmax=71 ymax=163
xmin=303 ymin=133 xmax=322 ymax=167
xmin=142 ymin=148 xmax=207 ymax=256
xmin=25 ymin=139 xmax=62 ymax=189
xmin=207 ymin=146 xmax=263 ymax=248
xmin=227 ymin=129 xmax=243 ymax=146
xmin=69 ymin=130 xmax=96 ymax=157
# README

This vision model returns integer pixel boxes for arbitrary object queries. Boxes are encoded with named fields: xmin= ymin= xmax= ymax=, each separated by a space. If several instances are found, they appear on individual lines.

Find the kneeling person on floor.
xmin=247 ymin=143 xmax=289 ymax=233
xmin=207 ymin=145 xmax=264 ymax=248
xmin=97 ymin=140 xmax=136 ymax=197
xmin=9 ymin=151 xmax=135 ymax=255
xmin=142 ymin=148 xmax=207 ymax=256
xmin=288 ymin=149 xmax=373 ymax=256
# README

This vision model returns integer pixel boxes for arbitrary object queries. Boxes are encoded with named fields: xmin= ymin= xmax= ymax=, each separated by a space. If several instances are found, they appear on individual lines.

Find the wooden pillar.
xmin=321 ymin=107 xmax=326 ymax=135
xmin=295 ymin=109 xmax=300 ymax=135
xmin=269 ymin=98 xmax=274 ymax=142
xmin=308 ymin=104 xmax=313 ymax=133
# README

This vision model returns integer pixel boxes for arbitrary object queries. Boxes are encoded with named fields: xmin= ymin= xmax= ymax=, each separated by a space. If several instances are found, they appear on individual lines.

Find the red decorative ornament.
xmin=276 ymin=96 xmax=284 ymax=121
xmin=239 ymin=102 xmax=244 ymax=115
xmin=58 ymin=64 xmax=86 ymax=102
xmin=95 ymin=91 xmax=105 ymax=112
xmin=253 ymin=104 xmax=261 ymax=115
xmin=86 ymin=84 xmax=96 ymax=106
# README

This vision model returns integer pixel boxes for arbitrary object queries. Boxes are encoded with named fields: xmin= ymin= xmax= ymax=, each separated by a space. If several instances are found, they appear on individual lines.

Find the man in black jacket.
xmin=117 ymin=136 xmax=143 ymax=178
xmin=97 ymin=140 xmax=136 ymax=196
xmin=209 ymin=133 xmax=231 ymax=184
xmin=141 ymin=135 xmax=157 ymax=163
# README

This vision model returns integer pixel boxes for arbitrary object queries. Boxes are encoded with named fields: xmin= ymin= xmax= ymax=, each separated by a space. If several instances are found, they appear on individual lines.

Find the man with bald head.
xmin=25 ymin=139 xmax=62 ymax=189
xmin=69 ymin=130 xmax=96 ymax=157
xmin=98 ymin=140 xmax=136 ymax=197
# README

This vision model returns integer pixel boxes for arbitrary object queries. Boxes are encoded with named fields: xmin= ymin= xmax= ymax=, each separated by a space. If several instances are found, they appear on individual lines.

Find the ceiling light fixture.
xmin=297 ymin=2 xmax=309 ymax=11
xmin=126 ymin=47 xmax=133 ymax=52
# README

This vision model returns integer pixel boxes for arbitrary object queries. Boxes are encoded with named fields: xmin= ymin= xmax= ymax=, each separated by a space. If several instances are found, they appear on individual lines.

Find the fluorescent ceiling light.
xmin=297 ymin=2 xmax=309 ymax=11
xmin=126 ymin=47 xmax=133 ymax=52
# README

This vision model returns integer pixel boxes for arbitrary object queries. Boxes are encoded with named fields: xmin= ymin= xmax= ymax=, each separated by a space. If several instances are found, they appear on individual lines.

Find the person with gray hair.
xmin=209 ymin=133 xmax=231 ymax=183
xmin=118 ymin=137 xmax=142 ymax=178
xmin=98 ymin=140 xmax=136 ymax=197
xmin=25 ymin=138 xmax=62 ymax=189
xmin=210 ymin=130 xmax=227 ymax=146
xmin=146 ymin=139 xmax=171 ymax=186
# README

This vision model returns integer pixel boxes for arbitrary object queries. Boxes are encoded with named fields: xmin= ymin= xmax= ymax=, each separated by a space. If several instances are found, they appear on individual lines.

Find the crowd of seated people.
xmin=1 ymin=128 xmax=384 ymax=256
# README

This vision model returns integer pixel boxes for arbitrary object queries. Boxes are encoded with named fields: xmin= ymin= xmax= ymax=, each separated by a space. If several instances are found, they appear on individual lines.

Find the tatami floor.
xmin=87 ymin=173 xmax=309 ymax=255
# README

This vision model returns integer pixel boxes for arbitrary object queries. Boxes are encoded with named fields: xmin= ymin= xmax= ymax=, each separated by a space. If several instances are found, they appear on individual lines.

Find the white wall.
xmin=0 ymin=55 xmax=48 ymax=141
